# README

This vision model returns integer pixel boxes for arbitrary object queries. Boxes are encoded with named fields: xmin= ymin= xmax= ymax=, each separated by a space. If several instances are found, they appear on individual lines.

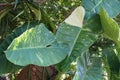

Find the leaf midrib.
xmin=67 ymin=28 xmax=81 ymax=57
xmin=7 ymin=46 xmax=65 ymax=51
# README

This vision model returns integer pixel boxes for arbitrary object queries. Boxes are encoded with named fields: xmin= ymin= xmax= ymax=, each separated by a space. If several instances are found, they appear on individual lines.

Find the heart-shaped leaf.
xmin=0 ymin=21 xmax=39 ymax=74
xmin=5 ymin=23 xmax=68 ymax=66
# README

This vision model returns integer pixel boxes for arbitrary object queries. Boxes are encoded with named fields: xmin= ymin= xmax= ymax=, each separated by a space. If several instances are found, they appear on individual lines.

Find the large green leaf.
xmin=73 ymin=52 xmax=102 ymax=80
xmin=56 ymin=15 xmax=102 ymax=72
xmin=5 ymin=23 xmax=68 ymax=66
xmin=0 ymin=21 xmax=39 ymax=54
xmin=82 ymin=0 xmax=120 ymax=20
xmin=99 ymin=8 xmax=119 ymax=44
xmin=0 ymin=21 xmax=39 ymax=75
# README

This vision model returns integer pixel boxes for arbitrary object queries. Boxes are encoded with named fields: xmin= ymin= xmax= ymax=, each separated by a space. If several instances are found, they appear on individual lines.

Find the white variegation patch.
xmin=65 ymin=6 xmax=85 ymax=28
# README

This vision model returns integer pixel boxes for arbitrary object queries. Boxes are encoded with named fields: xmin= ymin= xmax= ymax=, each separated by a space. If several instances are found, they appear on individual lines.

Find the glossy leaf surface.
xmin=0 ymin=21 xmax=39 ymax=75
xmin=5 ymin=23 xmax=68 ymax=66
xmin=73 ymin=52 xmax=102 ymax=80
xmin=82 ymin=0 xmax=120 ymax=20
xmin=0 ymin=21 xmax=39 ymax=54
xmin=56 ymin=15 xmax=102 ymax=72
xmin=99 ymin=8 xmax=119 ymax=42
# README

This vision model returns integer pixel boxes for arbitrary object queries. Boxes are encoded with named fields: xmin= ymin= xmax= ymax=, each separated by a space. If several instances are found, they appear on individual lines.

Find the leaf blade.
xmin=82 ymin=0 xmax=120 ymax=20
xmin=73 ymin=53 xmax=102 ymax=80
xmin=5 ymin=23 xmax=68 ymax=66
xmin=99 ymin=8 xmax=119 ymax=42
xmin=56 ymin=15 xmax=102 ymax=72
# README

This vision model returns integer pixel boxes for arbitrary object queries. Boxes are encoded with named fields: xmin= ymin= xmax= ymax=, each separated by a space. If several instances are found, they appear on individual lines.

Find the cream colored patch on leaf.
xmin=65 ymin=6 xmax=85 ymax=28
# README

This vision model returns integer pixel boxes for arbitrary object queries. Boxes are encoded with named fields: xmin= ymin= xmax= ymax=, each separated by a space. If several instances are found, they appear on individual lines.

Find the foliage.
xmin=73 ymin=53 xmax=102 ymax=80
xmin=0 ymin=0 xmax=120 ymax=80
xmin=82 ymin=0 xmax=120 ymax=20
xmin=5 ymin=23 xmax=68 ymax=66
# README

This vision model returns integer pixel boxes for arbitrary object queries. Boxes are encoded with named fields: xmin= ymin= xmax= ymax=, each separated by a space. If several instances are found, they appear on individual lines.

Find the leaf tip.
xmin=65 ymin=6 xmax=85 ymax=28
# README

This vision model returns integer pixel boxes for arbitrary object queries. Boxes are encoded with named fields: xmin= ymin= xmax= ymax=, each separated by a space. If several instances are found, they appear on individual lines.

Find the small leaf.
xmin=99 ymin=8 xmax=119 ymax=42
xmin=28 ymin=3 xmax=41 ymax=21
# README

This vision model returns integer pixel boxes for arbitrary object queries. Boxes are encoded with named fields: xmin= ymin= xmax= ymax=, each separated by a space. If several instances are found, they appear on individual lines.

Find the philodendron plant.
xmin=0 ymin=0 xmax=120 ymax=80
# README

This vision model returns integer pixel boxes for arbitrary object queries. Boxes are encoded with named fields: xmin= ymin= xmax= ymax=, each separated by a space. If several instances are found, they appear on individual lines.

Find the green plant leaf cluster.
xmin=0 ymin=0 xmax=120 ymax=80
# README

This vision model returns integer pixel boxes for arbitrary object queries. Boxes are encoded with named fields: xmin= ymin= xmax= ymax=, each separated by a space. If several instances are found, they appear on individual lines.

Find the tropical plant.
xmin=0 ymin=0 xmax=120 ymax=80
